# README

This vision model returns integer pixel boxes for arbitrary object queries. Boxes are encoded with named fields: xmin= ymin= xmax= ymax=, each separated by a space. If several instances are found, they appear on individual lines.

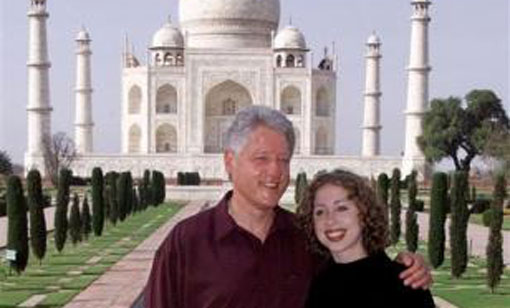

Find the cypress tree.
xmin=106 ymin=171 xmax=119 ymax=225
xmin=376 ymin=173 xmax=390 ymax=220
xmin=69 ymin=193 xmax=82 ymax=245
xmin=81 ymin=195 xmax=92 ymax=240
xmin=6 ymin=175 xmax=29 ymax=273
xmin=143 ymin=169 xmax=152 ymax=206
xmin=117 ymin=172 xmax=128 ymax=222
xmin=407 ymin=170 xmax=418 ymax=210
xmin=91 ymin=167 xmax=104 ymax=236
xmin=486 ymin=172 xmax=506 ymax=293
xmin=405 ymin=208 xmax=419 ymax=252
xmin=390 ymin=168 xmax=401 ymax=245
xmin=54 ymin=168 xmax=71 ymax=253
xmin=132 ymin=188 xmax=139 ymax=214
xmin=26 ymin=169 xmax=47 ymax=265
xmin=137 ymin=185 xmax=145 ymax=211
xmin=126 ymin=172 xmax=134 ymax=215
xmin=450 ymin=171 xmax=469 ymax=278
xmin=159 ymin=171 xmax=166 ymax=204
xmin=428 ymin=172 xmax=448 ymax=268
xmin=294 ymin=172 xmax=308 ymax=205
xmin=103 ymin=186 xmax=110 ymax=221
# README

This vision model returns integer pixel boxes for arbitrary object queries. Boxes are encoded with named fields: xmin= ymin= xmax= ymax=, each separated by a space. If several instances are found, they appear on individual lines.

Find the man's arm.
xmin=395 ymin=252 xmax=433 ymax=290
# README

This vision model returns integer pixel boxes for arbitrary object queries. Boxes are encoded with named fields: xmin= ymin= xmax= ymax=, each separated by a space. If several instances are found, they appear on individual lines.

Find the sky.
xmin=0 ymin=0 xmax=508 ymax=165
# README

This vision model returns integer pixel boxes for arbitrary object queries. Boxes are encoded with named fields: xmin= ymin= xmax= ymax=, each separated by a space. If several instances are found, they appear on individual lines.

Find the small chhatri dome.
xmin=367 ymin=32 xmax=381 ymax=45
xmin=151 ymin=19 xmax=184 ymax=49
xmin=274 ymin=25 xmax=307 ymax=50
xmin=76 ymin=27 xmax=91 ymax=41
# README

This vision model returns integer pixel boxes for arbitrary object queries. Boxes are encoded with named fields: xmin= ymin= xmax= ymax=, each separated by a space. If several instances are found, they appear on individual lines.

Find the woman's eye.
xmin=335 ymin=206 xmax=348 ymax=212
xmin=313 ymin=209 xmax=324 ymax=217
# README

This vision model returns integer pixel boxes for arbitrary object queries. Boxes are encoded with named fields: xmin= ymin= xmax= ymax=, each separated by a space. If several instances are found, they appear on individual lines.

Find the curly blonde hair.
xmin=296 ymin=169 xmax=389 ymax=257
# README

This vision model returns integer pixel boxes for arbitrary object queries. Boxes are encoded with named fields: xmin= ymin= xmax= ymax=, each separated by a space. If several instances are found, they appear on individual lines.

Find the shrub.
xmin=428 ymin=172 xmax=448 ymax=268
xmin=450 ymin=171 xmax=470 ymax=278
xmin=27 ymin=169 xmax=47 ymax=264
xmin=6 ymin=175 xmax=29 ymax=273
xmin=482 ymin=209 xmax=493 ymax=227
xmin=105 ymin=171 xmax=119 ymax=225
xmin=54 ymin=169 xmax=71 ymax=253
xmin=151 ymin=171 xmax=166 ymax=206
xmin=405 ymin=208 xmax=419 ymax=252
xmin=91 ymin=167 xmax=104 ymax=236
xmin=470 ymin=198 xmax=491 ymax=214
xmin=414 ymin=200 xmax=424 ymax=212
xmin=294 ymin=172 xmax=308 ymax=205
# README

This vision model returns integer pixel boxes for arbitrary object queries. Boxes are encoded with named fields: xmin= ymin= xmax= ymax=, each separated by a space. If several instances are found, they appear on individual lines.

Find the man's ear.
xmin=224 ymin=150 xmax=235 ymax=179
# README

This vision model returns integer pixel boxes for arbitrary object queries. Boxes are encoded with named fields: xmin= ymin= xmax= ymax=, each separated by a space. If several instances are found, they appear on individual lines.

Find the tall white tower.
xmin=74 ymin=28 xmax=94 ymax=153
xmin=26 ymin=0 xmax=52 ymax=171
xmin=402 ymin=0 xmax=431 ymax=176
xmin=362 ymin=33 xmax=382 ymax=157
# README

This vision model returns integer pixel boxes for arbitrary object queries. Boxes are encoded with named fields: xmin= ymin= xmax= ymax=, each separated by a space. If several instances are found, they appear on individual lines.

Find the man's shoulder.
xmin=173 ymin=204 xmax=218 ymax=235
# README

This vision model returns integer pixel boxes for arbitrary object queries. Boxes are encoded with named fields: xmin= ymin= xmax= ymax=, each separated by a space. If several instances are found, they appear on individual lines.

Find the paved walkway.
xmin=0 ymin=206 xmax=56 ymax=247
xmin=401 ymin=210 xmax=510 ymax=265
xmin=62 ymin=200 xmax=208 ymax=308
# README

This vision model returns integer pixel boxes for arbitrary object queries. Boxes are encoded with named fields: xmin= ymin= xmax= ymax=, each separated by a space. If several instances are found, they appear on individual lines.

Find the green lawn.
xmin=0 ymin=202 xmax=182 ymax=308
xmin=387 ymin=241 xmax=510 ymax=308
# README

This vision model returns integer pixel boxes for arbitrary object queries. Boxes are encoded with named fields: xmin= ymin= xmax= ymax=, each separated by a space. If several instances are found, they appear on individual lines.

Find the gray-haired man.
xmin=145 ymin=106 xmax=431 ymax=308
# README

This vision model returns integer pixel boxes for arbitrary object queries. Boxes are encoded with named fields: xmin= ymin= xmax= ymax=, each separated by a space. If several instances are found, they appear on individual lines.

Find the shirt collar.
xmin=213 ymin=190 xmax=295 ymax=242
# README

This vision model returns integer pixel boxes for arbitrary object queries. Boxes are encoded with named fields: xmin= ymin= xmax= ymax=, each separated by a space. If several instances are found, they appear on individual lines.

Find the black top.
xmin=306 ymin=251 xmax=435 ymax=308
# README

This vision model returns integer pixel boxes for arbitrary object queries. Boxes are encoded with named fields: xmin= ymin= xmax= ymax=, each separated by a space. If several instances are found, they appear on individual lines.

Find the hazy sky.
xmin=1 ymin=0 xmax=508 ymax=165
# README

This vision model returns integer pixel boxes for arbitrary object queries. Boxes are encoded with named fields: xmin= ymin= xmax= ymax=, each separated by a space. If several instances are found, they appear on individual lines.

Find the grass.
xmin=0 ymin=202 xmax=182 ymax=308
xmin=387 ymin=240 xmax=510 ymax=308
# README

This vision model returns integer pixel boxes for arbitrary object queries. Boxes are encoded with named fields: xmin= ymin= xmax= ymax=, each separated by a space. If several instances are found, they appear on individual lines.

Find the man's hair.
xmin=296 ymin=169 xmax=389 ymax=257
xmin=224 ymin=105 xmax=295 ymax=155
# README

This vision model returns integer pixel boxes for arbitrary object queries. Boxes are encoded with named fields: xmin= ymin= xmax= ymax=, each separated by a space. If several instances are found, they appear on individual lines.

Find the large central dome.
xmin=179 ymin=0 xmax=280 ymax=49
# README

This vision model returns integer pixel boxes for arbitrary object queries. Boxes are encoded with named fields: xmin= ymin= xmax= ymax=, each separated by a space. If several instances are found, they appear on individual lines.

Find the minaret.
xmin=74 ymin=27 xmax=94 ymax=153
xmin=26 ymin=0 xmax=52 ymax=171
xmin=361 ymin=33 xmax=382 ymax=157
xmin=402 ymin=0 xmax=432 ymax=176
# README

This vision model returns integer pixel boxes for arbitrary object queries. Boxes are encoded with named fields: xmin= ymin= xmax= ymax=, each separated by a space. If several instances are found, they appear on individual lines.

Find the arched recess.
xmin=294 ymin=127 xmax=301 ymax=154
xmin=156 ymin=84 xmax=178 ymax=114
xmin=204 ymin=80 xmax=253 ymax=153
xmin=316 ymin=87 xmax=330 ymax=116
xmin=286 ymin=54 xmax=295 ymax=67
xmin=155 ymin=123 xmax=177 ymax=153
xmin=128 ymin=85 xmax=142 ymax=114
xmin=128 ymin=124 xmax=141 ymax=153
xmin=280 ymin=86 xmax=301 ymax=115
xmin=314 ymin=126 xmax=328 ymax=155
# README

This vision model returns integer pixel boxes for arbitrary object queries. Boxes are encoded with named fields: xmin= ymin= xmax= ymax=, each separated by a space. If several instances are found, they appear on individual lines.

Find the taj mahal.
xmin=24 ymin=0 xmax=432 ymax=182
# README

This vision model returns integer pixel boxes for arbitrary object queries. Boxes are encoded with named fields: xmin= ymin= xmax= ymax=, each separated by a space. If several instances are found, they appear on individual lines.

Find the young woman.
xmin=297 ymin=169 xmax=435 ymax=307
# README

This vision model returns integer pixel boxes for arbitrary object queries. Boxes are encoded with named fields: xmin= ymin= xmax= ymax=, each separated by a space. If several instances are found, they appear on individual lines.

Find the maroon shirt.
xmin=144 ymin=191 xmax=315 ymax=308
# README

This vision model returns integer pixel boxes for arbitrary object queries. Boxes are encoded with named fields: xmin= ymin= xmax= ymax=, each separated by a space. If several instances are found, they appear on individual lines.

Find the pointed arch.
xmin=204 ymin=80 xmax=253 ymax=153
xmin=315 ymin=126 xmax=329 ymax=155
xmin=156 ymin=123 xmax=177 ymax=153
xmin=286 ymin=54 xmax=295 ymax=67
xmin=128 ymin=124 xmax=141 ymax=153
xmin=280 ymin=86 xmax=301 ymax=115
xmin=316 ymin=87 xmax=330 ymax=116
xmin=156 ymin=84 xmax=178 ymax=114
xmin=128 ymin=85 xmax=142 ymax=114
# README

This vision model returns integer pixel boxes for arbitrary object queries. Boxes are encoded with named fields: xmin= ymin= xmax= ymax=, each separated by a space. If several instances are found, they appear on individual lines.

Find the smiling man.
xmin=144 ymin=106 xmax=431 ymax=308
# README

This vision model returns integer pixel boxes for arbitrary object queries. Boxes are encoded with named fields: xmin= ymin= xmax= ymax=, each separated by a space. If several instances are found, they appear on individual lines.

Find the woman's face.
xmin=312 ymin=183 xmax=367 ymax=263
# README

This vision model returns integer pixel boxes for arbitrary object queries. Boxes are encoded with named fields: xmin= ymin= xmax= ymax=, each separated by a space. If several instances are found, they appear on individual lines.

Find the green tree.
xmin=418 ymin=89 xmax=509 ymax=172
xmin=0 ymin=150 xmax=13 ymax=175
xmin=450 ymin=171 xmax=470 ymax=278
xmin=390 ymin=168 xmax=401 ymax=245
xmin=81 ymin=194 xmax=92 ymax=240
xmin=91 ymin=167 xmax=104 ymax=236
xmin=126 ymin=172 xmax=134 ymax=215
xmin=26 ymin=169 xmax=47 ymax=265
xmin=54 ymin=168 xmax=71 ymax=253
xmin=69 ymin=193 xmax=82 ymax=245
xmin=486 ymin=172 xmax=506 ymax=293
xmin=407 ymin=170 xmax=418 ymax=210
xmin=6 ymin=175 xmax=29 ymax=273
xmin=132 ymin=188 xmax=139 ymax=213
xmin=428 ymin=172 xmax=448 ymax=268
xmin=143 ymin=169 xmax=152 ymax=206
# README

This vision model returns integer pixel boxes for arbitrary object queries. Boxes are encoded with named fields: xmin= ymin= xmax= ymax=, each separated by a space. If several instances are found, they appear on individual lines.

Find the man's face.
xmin=225 ymin=125 xmax=291 ymax=212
